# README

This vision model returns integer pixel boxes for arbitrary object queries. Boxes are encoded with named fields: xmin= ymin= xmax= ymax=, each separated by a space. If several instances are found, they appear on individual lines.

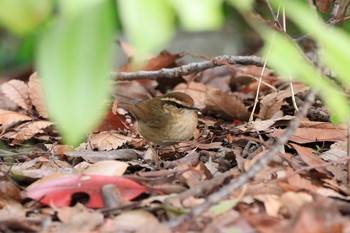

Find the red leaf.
xmin=96 ymin=109 xmax=127 ymax=132
xmin=25 ymin=175 xmax=149 ymax=208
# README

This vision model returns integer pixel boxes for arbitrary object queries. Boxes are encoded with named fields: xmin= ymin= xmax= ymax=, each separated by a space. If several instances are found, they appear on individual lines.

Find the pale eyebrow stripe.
xmin=160 ymin=97 xmax=191 ymax=108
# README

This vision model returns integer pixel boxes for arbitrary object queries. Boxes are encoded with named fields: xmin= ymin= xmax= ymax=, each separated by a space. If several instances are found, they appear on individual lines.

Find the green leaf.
xmin=117 ymin=0 xmax=175 ymax=62
xmin=0 ymin=0 xmax=52 ymax=35
xmin=36 ymin=0 xmax=116 ymax=145
xmin=168 ymin=0 xmax=223 ymax=31
xmin=59 ymin=0 xmax=105 ymax=18
xmin=271 ymin=0 xmax=350 ymax=91
xmin=261 ymin=31 xmax=350 ymax=122
xmin=209 ymin=199 xmax=239 ymax=216
xmin=227 ymin=0 xmax=254 ymax=11
xmin=330 ymin=114 xmax=342 ymax=124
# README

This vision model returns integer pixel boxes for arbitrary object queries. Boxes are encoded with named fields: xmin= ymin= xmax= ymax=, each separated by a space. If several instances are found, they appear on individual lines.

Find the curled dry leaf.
xmin=144 ymin=50 xmax=182 ymax=71
xmin=205 ymin=88 xmax=250 ymax=121
xmin=0 ymin=109 xmax=31 ymax=126
xmin=1 ymin=79 xmax=32 ymax=111
xmin=28 ymin=73 xmax=49 ymax=118
xmin=88 ymin=131 xmax=132 ymax=151
xmin=259 ymin=85 xmax=308 ymax=120
xmin=2 ymin=120 xmax=53 ymax=143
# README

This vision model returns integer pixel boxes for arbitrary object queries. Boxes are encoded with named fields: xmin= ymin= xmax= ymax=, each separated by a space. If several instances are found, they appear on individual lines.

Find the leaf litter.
xmin=1 ymin=51 xmax=350 ymax=232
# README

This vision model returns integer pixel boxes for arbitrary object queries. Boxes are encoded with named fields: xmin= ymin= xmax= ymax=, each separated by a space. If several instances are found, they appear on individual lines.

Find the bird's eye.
xmin=173 ymin=102 xmax=183 ymax=108
xmin=162 ymin=100 xmax=185 ymax=109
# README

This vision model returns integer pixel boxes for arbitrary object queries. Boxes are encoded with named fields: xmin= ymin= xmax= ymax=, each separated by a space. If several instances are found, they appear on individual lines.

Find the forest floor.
xmin=1 ymin=51 xmax=350 ymax=233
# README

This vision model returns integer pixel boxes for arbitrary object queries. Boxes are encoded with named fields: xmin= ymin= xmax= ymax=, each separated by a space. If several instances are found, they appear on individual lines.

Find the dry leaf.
xmin=259 ymin=86 xmax=308 ymax=120
xmin=88 ymin=131 xmax=132 ymax=151
xmin=206 ymin=88 xmax=249 ymax=121
xmin=290 ymin=143 xmax=328 ymax=174
xmin=1 ymin=79 xmax=31 ymax=111
xmin=271 ymin=122 xmax=347 ymax=144
xmin=96 ymin=109 xmax=127 ymax=132
xmin=115 ymin=80 xmax=155 ymax=104
xmin=284 ymin=201 xmax=344 ymax=233
xmin=236 ymin=115 xmax=294 ymax=132
xmin=102 ymin=210 xmax=170 ymax=233
xmin=174 ymin=81 xmax=207 ymax=108
xmin=82 ymin=160 xmax=128 ymax=176
xmin=259 ymin=92 xmax=284 ymax=120
xmin=2 ymin=120 xmax=52 ymax=143
xmin=118 ymin=39 xmax=136 ymax=61
xmin=56 ymin=204 xmax=104 ymax=232
xmin=28 ymin=73 xmax=49 ymax=118
xmin=144 ymin=50 xmax=182 ymax=71
xmin=0 ymin=109 xmax=31 ymax=126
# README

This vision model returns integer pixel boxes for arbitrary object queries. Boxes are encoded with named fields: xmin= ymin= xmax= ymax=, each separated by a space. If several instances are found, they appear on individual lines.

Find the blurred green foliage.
xmin=0 ymin=0 xmax=227 ymax=145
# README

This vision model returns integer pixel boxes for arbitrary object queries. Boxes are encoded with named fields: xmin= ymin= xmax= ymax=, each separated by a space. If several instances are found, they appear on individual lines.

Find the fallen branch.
xmin=166 ymin=88 xmax=317 ymax=229
xmin=113 ymin=55 xmax=264 ymax=80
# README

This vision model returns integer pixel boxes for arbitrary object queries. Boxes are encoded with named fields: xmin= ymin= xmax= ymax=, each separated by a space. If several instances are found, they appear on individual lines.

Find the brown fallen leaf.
xmin=285 ymin=171 xmax=319 ymax=193
xmin=270 ymin=122 xmax=347 ymax=144
xmin=1 ymin=79 xmax=32 ymax=111
xmin=8 ymin=157 xmax=73 ymax=179
xmin=82 ymin=160 xmax=129 ymax=176
xmin=0 ymin=109 xmax=31 ymax=126
xmin=55 ymin=204 xmax=104 ymax=232
xmin=28 ymin=73 xmax=49 ymax=118
xmin=115 ymin=80 xmax=155 ymax=104
xmin=236 ymin=115 xmax=294 ymax=132
xmin=174 ymin=81 xmax=207 ymax=108
xmin=0 ymin=181 xmax=22 ymax=201
xmin=206 ymin=88 xmax=250 ymax=121
xmin=144 ymin=50 xmax=182 ymax=71
xmin=290 ymin=143 xmax=328 ymax=174
xmin=259 ymin=85 xmax=308 ymax=120
xmin=64 ymin=149 xmax=139 ymax=162
xmin=204 ymin=210 xmax=255 ymax=233
xmin=2 ymin=120 xmax=53 ymax=143
xmin=283 ymin=201 xmax=344 ymax=233
xmin=87 ymin=131 xmax=132 ymax=151
xmin=96 ymin=109 xmax=127 ymax=132
xmin=100 ymin=210 xmax=171 ymax=233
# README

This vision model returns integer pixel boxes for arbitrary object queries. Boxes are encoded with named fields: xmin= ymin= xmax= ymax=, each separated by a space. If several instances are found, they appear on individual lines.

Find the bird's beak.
xmin=189 ymin=106 xmax=202 ymax=111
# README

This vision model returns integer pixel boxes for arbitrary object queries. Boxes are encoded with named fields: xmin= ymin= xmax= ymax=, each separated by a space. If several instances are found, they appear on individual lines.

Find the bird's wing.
xmin=132 ymin=100 xmax=167 ymax=128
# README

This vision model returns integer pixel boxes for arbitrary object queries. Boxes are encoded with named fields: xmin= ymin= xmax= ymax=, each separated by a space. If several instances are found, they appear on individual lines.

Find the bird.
xmin=118 ymin=92 xmax=198 ymax=146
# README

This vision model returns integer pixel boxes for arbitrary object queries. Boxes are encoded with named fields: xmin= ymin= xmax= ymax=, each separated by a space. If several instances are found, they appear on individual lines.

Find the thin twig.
xmin=281 ymin=5 xmax=299 ymax=112
xmin=113 ymin=55 xmax=264 ymax=80
xmin=327 ymin=0 xmax=342 ymax=24
xmin=248 ymin=32 xmax=278 ymax=122
xmin=265 ymin=0 xmax=283 ymax=28
xmin=249 ymin=4 xmax=281 ymax=122
xmin=166 ymin=89 xmax=316 ymax=229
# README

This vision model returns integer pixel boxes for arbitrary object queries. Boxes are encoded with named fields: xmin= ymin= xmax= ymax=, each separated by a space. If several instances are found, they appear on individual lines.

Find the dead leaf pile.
xmin=0 ymin=46 xmax=349 ymax=233
xmin=0 ymin=73 xmax=52 ymax=144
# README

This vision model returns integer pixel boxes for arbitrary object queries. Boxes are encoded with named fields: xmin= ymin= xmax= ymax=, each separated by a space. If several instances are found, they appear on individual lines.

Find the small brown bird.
xmin=119 ymin=92 xmax=198 ymax=146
